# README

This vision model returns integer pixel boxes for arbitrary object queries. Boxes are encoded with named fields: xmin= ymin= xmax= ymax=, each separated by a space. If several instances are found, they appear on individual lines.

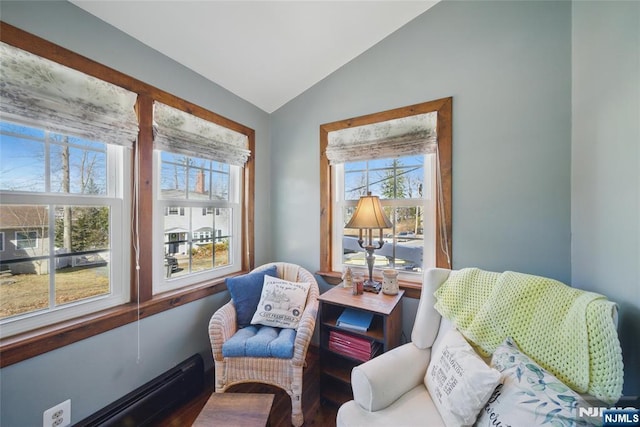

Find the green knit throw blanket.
xmin=434 ymin=268 xmax=624 ymax=404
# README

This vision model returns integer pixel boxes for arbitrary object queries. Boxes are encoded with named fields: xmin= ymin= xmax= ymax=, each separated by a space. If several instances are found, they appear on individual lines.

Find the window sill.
xmin=0 ymin=272 xmax=244 ymax=368
xmin=316 ymin=270 xmax=422 ymax=299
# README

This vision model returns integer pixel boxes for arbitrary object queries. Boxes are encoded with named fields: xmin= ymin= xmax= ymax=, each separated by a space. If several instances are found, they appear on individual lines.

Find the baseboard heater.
xmin=76 ymin=353 xmax=204 ymax=427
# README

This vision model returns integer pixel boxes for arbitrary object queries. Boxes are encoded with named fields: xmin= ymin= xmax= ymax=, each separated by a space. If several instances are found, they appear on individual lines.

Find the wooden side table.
xmin=191 ymin=393 xmax=274 ymax=427
xmin=318 ymin=285 xmax=404 ymax=406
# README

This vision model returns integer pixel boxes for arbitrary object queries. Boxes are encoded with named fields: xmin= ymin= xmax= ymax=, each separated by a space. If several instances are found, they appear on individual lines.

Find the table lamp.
xmin=345 ymin=191 xmax=393 ymax=293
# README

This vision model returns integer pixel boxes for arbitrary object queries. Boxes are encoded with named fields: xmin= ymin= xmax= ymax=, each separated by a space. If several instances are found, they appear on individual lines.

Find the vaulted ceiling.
xmin=71 ymin=1 xmax=439 ymax=113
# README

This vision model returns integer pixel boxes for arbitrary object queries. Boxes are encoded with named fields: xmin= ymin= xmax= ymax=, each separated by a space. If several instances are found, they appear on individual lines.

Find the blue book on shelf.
xmin=337 ymin=308 xmax=373 ymax=331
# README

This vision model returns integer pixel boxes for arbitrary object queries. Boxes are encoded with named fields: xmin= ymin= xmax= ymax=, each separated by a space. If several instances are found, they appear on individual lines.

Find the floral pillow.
xmin=474 ymin=337 xmax=599 ymax=427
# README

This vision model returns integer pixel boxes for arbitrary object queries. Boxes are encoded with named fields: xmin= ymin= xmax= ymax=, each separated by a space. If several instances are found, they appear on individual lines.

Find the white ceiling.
xmin=70 ymin=1 xmax=438 ymax=113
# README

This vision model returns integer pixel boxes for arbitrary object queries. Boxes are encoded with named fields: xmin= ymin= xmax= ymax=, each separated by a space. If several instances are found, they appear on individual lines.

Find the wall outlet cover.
xmin=43 ymin=399 xmax=71 ymax=427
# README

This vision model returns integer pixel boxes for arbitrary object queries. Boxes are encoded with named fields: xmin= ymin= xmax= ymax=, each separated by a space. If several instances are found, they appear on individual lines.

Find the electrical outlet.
xmin=43 ymin=399 xmax=71 ymax=427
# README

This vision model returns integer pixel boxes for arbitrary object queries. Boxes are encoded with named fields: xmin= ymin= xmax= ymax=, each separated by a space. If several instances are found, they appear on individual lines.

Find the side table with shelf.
xmin=318 ymin=285 xmax=404 ymax=406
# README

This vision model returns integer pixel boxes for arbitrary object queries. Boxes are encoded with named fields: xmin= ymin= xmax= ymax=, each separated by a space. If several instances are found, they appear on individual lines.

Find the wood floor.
xmin=152 ymin=347 xmax=340 ymax=427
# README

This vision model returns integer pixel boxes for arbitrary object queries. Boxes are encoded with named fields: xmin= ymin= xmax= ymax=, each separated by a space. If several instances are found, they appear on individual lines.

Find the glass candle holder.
xmin=352 ymin=272 xmax=364 ymax=295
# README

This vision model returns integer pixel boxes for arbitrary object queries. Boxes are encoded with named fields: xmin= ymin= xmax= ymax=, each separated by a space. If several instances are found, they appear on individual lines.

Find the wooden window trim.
xmin=0 ymin=22 xmax=255 ymax=367
xmin=318 ymin=98 xmax=452 ymax=299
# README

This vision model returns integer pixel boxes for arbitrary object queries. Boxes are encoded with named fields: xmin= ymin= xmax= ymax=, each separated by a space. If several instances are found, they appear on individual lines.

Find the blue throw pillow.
xmin=226 ymin=266 xmax=278 ymax=327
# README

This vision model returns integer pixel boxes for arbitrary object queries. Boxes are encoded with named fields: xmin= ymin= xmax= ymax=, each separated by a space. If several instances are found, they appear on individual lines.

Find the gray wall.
xmin=0 ymin=2 xmax=272 ymax=426
xmin=571 ymin=1 xmax=640 ymax=397
xmin=272 ymin=0 xmax=572 ymax=340
xmin=271 ymin=0 xmax=572 ymax=282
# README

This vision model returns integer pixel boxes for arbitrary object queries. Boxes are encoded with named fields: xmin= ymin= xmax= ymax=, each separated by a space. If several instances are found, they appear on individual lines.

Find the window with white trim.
xmin=0 ymin=42 xmax=135 ymax=338
xmin=0 ymin=122 xmax=131 ymax=337
xmin=15 ymin=230 xmax=39 ymax=250
xmin=152 ymin=102 xmax=249 ymax=293
xmin=320 ymin=99 xmax=453 ymax=285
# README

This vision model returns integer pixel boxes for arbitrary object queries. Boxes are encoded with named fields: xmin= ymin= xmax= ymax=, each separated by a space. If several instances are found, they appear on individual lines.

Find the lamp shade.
xmin=345 ymin=192 xmax=392 ymax=229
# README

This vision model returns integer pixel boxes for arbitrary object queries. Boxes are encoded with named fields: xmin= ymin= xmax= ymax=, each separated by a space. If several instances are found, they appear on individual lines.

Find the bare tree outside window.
xmin=0 ymin=123 xmax=111 ymax=320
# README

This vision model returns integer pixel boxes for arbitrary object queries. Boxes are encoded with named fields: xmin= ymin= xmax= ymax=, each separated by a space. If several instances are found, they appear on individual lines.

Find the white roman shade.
xmin=0 ymin=42 xmax=138 ymax=148
xmin=326 ymin=112 xmax=437 ymax=164
xmin=153 ymin=102 xmax=250 ymax=166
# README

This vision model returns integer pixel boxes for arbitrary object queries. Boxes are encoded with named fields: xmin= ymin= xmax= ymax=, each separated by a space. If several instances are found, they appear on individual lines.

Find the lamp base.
xmin=363 ymin=280 xmax=381 ymax=294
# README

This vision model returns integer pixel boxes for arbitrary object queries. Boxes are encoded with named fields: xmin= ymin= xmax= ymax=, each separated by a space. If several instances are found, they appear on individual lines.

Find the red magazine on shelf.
xmin=329 ymin=331 xmax=372 ymax=353
xmin=328 ymin=341 xmax=372 ymax=362
xmin=328 ymin=330 xmax=381 ymax=362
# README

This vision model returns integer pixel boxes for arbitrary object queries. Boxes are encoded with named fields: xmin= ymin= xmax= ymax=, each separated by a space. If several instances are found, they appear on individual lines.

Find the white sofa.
xmin=336 ymin=267 xmax=621 ymax=427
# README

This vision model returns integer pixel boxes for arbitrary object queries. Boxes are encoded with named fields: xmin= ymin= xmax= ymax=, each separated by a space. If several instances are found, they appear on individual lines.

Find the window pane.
xmin=214 ymin=237 xmax=230 ymax=268
xmin=50 ymin=139 xmax=107 ymax=195
xmin=0 ymin=205 xmax=50 ymax=257
xmin=211 ymin=171 xmax=229 ymax=200
xmin=191 ymin=241 xmax=213 ymax=273
xmin=341 ymin=204 xmax=424 ymax=273
xmin=52 ymin=205 xmax=111 ymax=304
xmin=189 ymin=167 xmax=210 ymax=200
xmin=160 ymin=154 xmax=231 ymax=202
xmin=164 ymin=206 xmax=190 ymax=278
xmin=378 ymin=159 xmax=411 ymax=200
xmin=54 ymin=253 xmax=110 ymax=305
xmin=214 ymin=208 xmax=232 ymax=268
xmin=344 ymin=160 xmax=367 ymax=172
xmin=0 ymin=260 xmax=50 ymax=320
xmin=371 ymin=168 xmax=394 ymax=199
xmin=212 ymin=161 xmax=229 ymax=173
xmin=0 ymin=127 xmax=46 ymax=192
xmin=162 ymin=205 xmax=233 ymax=279
xmin=191 ymin=206 xmax=214 ymax=273
xmin=344 ymin=157 xmax=425 ymax=201
xmin=54 ymin=206 xmax=110 ymax=252
xmin=160 ymin=160 xmax=187 ymax=199
xmin=345 ymin=171 xmax=368 ymax=200
xmin=0 ymin=121 xmax=45 ymax=139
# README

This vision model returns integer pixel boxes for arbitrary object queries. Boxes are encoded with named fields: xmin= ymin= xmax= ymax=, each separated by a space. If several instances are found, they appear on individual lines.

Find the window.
xmin=167 ymin=207 xmax=185 ymax=216
xmin=320 ymin=99 xmax=452 ymax=289
xmin=154 ymin=152 xmax=241 ymax=291
xmin=152 ymin=101 xmax=249 ymax=293
xmin=15 ymin=230 xmax=39 ymax=250
xmin=335 ymin=154 xmax=435 ymax=280
xmin=0 ymin=24 xmax=255 ymax=365
xmin=0 ymin=121 xmax=130 ymax=337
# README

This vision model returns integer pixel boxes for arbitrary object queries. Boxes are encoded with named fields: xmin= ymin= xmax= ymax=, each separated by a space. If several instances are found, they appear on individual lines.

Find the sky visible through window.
xmin=342 ymin=154 xmax=427 ymax=273
xmin=1 ymin=121 xmax=107 ymax=195
xmin=344 ymin=155 xmax=425 ymax=201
